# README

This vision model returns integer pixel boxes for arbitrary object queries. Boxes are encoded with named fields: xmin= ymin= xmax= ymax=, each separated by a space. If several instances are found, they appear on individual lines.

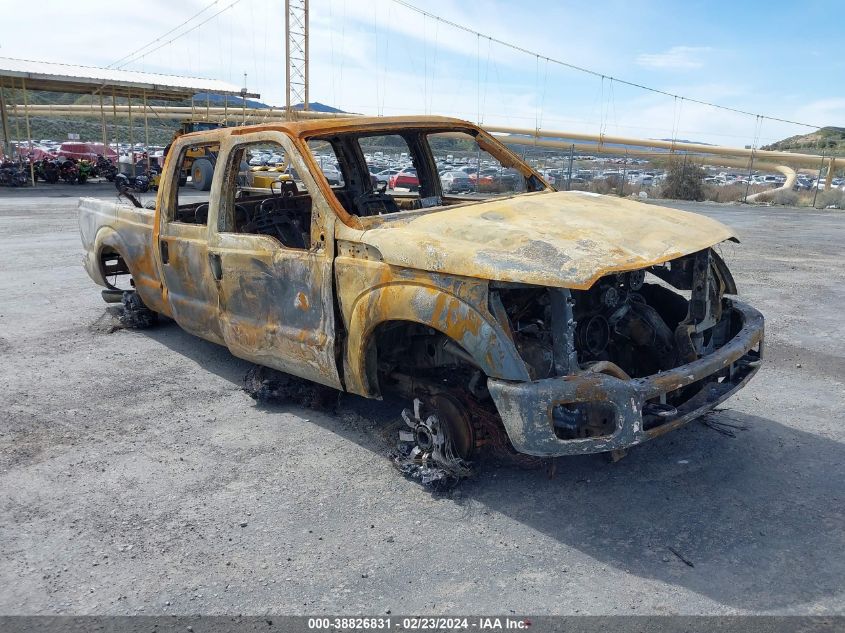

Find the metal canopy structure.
xmin=0 ymin=57 xmax=259 ymax=100
xmin=0 ymin=56 xmax=261 ymax=182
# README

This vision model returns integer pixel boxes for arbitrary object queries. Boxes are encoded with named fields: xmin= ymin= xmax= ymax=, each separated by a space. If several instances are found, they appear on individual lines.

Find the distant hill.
xmin=762 ymin=126 xmax=845 ymax=153
xmin=5 ymin=91 xmax=348 ymax=145
xmin=657 ymin=138 xmax=713 ymax=145
xmin=500 ymin=134 xmax=711 ymax=155
xmin=291 ymin=102 xmax=349 ymax=113
xmin=9 ymin=91 xmax=181 ymax=145
xmin=191 ymin=93 xmax=271 ymax=109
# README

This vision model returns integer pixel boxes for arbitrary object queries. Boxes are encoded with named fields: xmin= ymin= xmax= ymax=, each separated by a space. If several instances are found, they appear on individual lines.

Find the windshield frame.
xmin=296 ymin=123 xmax=552 ymax=229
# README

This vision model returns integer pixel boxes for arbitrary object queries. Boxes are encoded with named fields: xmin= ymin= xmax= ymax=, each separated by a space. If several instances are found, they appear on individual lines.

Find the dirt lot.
xmin=0 ymin=183 xmax=843 ymax=615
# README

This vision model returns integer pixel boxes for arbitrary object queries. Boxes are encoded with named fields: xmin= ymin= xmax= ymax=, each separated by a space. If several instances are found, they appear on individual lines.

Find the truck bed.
xmin=78 ymin=197 xmax=165 ymax=313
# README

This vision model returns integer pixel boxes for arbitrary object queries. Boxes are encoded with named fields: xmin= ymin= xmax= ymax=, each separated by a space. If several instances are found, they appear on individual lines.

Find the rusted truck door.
xmin=205 ymin=132 xmax=342 ymax=390
xmin=156 ymin=138 xmax=226 ymax=345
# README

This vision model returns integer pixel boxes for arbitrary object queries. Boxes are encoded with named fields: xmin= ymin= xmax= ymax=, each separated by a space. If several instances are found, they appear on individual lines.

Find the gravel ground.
xmin=0 ymin=184 xmax=843 ymax=615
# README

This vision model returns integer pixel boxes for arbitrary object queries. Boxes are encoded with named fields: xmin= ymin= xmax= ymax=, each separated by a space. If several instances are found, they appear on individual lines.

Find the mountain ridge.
xmin=762 ymin=126 xmax=845 ymax=153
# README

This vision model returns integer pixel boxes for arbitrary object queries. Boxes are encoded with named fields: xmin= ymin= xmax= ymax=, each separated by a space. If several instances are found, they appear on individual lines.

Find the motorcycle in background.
xmin=57 ymin=158 xmax=79 ymax=184
xmin=92 ymin=155 xmax=118 ymax=181
xmin=33 ymin=159 xmax=60 ymax=183
xmin=77 ymin=160 xmax=93 ymax=184
xmin=0 ymin=160 xmax=29 ymax=187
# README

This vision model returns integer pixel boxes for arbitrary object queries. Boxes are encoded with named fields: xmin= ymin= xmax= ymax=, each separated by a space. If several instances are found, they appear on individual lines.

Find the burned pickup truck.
xmin=79 ymin=116 xmax=763 ymax=462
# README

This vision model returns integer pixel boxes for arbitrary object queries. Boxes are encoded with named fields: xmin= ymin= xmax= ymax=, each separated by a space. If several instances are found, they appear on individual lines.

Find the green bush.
xmin=661 ymin=160 xmax=705 ymax=201
xmin=816 ymin=189 xmax=845 ymax=209
xmin=772 ymin=189 xmax=799 ymax=206
xmin=703 ymin=183 xmax=748 ymax=203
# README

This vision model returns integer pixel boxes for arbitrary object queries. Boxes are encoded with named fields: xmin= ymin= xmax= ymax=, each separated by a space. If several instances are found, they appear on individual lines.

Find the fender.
xmin=87 ymin=226 xmax=124 ymax=288
xmin=343 ymin=280 xmax=531 ymax=398
xmin=93 ymin=225 xmax=168 ymax=315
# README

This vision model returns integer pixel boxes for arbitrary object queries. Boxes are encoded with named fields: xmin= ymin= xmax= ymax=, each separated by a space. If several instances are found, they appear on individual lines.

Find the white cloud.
xmin=636 ymin=46 xmax=713 ymax=70
xmin=794 ymin=98 xmax=845 ymax=128
xmin=0 ymin=1 xmax=831 ymax=145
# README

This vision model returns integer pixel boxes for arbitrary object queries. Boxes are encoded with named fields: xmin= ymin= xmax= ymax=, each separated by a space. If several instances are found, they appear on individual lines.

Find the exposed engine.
xmin=494 ymin=248 xmax=737 ymax=383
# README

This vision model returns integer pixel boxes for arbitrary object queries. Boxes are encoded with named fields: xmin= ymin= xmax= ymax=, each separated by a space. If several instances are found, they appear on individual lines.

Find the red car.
xmin=388 ymin=168 xmax=419 ymax=191
xmin=17 ymin=144 xmax=55 ymax=161
xmin=58 ymin=142 xmax=118 ymax=161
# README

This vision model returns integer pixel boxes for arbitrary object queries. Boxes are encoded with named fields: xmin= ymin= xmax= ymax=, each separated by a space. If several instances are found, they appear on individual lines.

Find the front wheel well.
xmin=365 ymin=320 xmax=487 ymax=400
xmin=365 ymin=320 xmax=510 ymax=459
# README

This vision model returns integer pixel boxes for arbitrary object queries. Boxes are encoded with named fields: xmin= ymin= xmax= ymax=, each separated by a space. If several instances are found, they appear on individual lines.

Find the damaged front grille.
xmin=492 ymin=248 xmax=742 ymax=439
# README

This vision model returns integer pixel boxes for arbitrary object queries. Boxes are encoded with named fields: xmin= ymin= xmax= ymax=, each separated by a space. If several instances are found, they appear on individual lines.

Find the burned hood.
xmin=357 ymin=191 xmax=736 ymax=289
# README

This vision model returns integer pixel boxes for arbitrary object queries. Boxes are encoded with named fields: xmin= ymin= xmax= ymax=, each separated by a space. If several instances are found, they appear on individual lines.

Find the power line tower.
xmin=285 ymin=0 xmax=309 ymax=118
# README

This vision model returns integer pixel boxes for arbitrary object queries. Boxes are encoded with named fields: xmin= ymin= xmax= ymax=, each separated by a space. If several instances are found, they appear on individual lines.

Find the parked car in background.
xmin=58 ymin=142 xmax=118 ymax=162
xmin=440 ymin=170 xmax=473 ymax=193
xmin=374 ymin=168 xmax=399 ymax=185
xmin=321 ymin=164 xmax=343 ymax=186
xmin=794 ymin=176 xmax=812 ymax=191
xmin=388 ymin=168 xmax=419 ymax=191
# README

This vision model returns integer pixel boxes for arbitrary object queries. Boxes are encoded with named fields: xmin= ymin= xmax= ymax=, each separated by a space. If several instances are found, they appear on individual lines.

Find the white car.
xmin=373 ymin=168 xmax=399 ymax=185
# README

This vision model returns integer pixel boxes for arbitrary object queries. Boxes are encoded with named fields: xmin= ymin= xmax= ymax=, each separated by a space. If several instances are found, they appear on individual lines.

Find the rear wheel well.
xmin=98 ymin=245 xmax=133 ymax=291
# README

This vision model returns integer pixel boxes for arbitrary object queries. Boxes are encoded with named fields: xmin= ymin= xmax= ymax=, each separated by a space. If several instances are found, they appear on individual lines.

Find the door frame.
xmin=205 ymin=130 xmax=343 ymax=389
xmin=154 ymin=131 xmax=227 ymax=344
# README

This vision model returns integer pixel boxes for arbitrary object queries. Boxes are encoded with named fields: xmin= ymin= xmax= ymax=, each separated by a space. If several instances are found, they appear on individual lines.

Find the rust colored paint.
xmin=78 ymin=115 xmax=764 ymax=458
xmin=210 ymin=231 xmax=341 ymax=388
xmin=351 ymin=191 xmax=736 ymax=290
xmin=295 ymin=291 xmax=310 ymax=311
xmin=335 ymin=256 xmax=530 ymax=398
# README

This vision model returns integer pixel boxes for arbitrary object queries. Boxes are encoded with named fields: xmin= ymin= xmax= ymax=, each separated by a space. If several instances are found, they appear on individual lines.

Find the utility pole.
xmin=812 ymin=150 xmax=826 ymax=209
xmin=0 ymin=79 xmax=11 ymax=158
xmin=285 ymin=0 xmax=309 ymax=119
xmin=620 ymin=150 xmax=627 ymax=197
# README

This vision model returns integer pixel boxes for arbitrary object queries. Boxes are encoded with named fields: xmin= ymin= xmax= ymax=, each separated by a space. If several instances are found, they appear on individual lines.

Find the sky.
xmin=1 ymin=0 xmax=843 ymax=146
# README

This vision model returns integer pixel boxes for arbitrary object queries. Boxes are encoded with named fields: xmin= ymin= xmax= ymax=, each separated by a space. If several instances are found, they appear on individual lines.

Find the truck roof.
xmin=180 ymin=115 xmax=474 ymax=141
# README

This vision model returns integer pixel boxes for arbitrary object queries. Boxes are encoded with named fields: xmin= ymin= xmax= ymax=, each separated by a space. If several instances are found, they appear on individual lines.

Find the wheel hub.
xmin=397 ymin=396 xmax=474 ymax=485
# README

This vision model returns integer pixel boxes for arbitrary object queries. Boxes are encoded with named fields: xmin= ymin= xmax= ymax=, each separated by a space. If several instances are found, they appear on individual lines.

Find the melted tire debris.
xmin=392 ymin=444 xmax=467 ymax=493
xmin=243 ymin=365 xmax=340 ymax=412
xmin=119 ymin=291 xmax=158 ymax=329
xmin=391 ymin=399 xmax=473 ymax=493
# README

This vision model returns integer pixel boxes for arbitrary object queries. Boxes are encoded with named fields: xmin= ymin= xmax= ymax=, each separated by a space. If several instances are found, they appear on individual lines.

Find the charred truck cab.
xmin=79 ymin=116 xmax=764 ymax=463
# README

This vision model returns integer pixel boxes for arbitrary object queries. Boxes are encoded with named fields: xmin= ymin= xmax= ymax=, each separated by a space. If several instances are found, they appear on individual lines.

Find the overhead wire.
xmin=430 ymin=18 xmax=440 ymax=116
xmin=373 ymin=2 xmax=381 ymax=116
xmin=538 ymin=56 xmax=549 ymax=130
xmin=670 ymin=96 xmax=679 ymax=146
xmin=743 ymin=115 xmax=764 ymax=201
xmin=388 ymin=0 xmax=824 ymax=130
xmin=599 ymin=76 xmax=606 ymax=136
xmin=111 ymin=0 xmax=243 ymax=71
xmin=423 ymin=14 xmax=428 ymax=115
xmin=109 ymin=0 xmax=222 ymax=68
xmin=609 ymin=78 xmax=618 ymax=134
xmin=476 ymin=33 xmax=481 ymax=124
xmin=381 ymin=0 xmax=392 ymax=116
xmin=479 ymin=35 xmax=491 ymax=125
xmin=533 ymin=54 xmax=539 ymax=130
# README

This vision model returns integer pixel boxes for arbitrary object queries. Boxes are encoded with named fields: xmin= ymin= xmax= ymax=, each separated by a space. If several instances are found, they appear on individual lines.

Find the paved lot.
xmin=0 ymin=184 xmax=843 ymax=615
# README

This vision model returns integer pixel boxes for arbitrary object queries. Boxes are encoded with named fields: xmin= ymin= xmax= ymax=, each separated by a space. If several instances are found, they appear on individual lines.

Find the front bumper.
xmin=487 ymin=299 xmax=764 ymax=457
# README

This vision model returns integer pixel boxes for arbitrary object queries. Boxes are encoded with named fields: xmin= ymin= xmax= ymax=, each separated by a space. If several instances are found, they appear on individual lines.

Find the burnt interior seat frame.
xmin=234 ymin=189 xmax=313 ymax=249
